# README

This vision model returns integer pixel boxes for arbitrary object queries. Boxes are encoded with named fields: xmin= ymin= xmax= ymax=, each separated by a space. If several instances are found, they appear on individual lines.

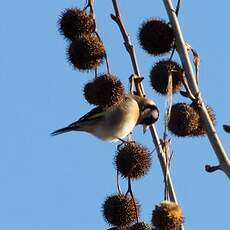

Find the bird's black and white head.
xmin=134 ymin=96 xmax=159 ymax=133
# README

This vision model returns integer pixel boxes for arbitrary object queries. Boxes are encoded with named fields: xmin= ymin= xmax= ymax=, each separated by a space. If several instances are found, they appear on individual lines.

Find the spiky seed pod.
xmin=129 ymin=222 xmax=152 ymax=230
xmin=138 ymin=18 xmax=174 ymax=55
xmin=152 ymin=201 xmax=184 ymax=229
xmin=58 ymin=8 xmax=95 ymax=40
xmin=102 ymin=194 xmax=138 ymax=227
xmin=115 ymin=142 xmax=151 ymax=179
xmin=84 ymin=74 xmax=125 ymax=107
xmin=190 ymin=103 xmax=216 ymax=136
xmin=68 ymin=34 xmax=105 ymax=70
xmin=168 ymin=103 xmax=200 ymax=137
xmin=150 ymin=60 xmax=184 ymax=95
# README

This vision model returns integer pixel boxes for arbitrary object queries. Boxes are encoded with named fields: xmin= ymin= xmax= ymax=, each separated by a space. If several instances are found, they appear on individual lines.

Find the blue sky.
xmin=0 ymin=0 xmax=230 ymax=229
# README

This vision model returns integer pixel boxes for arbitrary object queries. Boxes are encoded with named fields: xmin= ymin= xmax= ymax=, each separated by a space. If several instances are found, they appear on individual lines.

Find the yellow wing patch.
xmin=87 ymin=112 xmax=105 ymax=120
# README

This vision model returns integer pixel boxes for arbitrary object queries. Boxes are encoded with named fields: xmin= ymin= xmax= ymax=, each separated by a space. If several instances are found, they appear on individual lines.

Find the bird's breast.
xmin=94 ymin=98 xmax=139 ymax=141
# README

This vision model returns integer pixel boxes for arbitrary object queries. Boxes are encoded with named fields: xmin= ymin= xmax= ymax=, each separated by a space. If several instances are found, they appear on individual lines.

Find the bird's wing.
xmin=69 ymin=106 xmax=105 ymax=127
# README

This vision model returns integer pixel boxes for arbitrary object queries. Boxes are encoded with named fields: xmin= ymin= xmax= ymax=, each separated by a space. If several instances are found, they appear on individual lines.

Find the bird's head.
xmin=132 ymin=95 xmax=159 ymax=133
xmin=139 ymin=103 xmax=159 ymax=133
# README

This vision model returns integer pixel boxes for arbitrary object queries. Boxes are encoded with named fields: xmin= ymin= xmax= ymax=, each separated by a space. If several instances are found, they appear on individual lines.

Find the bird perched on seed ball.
xmin=51 ymin=94 xmax=159 ymax=141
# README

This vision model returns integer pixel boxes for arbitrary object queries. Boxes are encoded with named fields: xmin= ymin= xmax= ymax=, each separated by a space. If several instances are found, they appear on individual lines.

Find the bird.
xmin=51 ymin=94 xmax=159 ymax=141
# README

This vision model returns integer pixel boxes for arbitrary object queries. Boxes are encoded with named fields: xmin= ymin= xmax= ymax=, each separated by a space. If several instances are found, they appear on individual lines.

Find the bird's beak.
xmin=143 ymin=124 xmax=149 ymax=134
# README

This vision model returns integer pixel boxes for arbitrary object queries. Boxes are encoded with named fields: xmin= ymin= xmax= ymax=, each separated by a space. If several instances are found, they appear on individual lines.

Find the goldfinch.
xmin=51 ymin=94 xmax=159 ymax=141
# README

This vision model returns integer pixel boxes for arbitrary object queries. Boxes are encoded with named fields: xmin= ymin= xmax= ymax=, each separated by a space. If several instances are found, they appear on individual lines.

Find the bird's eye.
xmin=138 ymin=103 xmax=159 ymax=125
xmin=142 ymin=115 xmax=159 ymax=125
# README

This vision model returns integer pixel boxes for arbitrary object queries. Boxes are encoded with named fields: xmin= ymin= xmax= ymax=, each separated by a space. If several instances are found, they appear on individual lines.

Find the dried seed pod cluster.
xmin=152 ymin=201 xmax=184 ymax=229
xmin=168 ymin=103 xmax=200 ymax=137
xmin=103 ymin=142 xmax=152 ymax=228
xmin=150 ymin=60 xmax=184 ymax=95
xmin=68 ymin=34 xmax=105 ymax=70
xmin=168 ymin=103 xmax=216 ymax=137
xmin=58 ymin=7 xmax=105 ymax=71
xmin=115 ymin=142 xmax=151 ymax=179
xmin=138 ymin=18 xmax=174 ymax=56
xmin=102 ymin=194 xmax=138 ymax=227
xmin=58 ymin=8 xmax=95 ymax=40
xmin=84 ymin=74 xmax=125 ymax=107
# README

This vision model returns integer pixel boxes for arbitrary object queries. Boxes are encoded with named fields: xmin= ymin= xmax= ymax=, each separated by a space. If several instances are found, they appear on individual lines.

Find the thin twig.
xmin=86 ymin=1 xmax=111 ymax=74
xmin=169 ymin=0 xmax=182 ymax=60
xmin=104 ymin=53 xmax=111 ymax=75
xmin=162 ymin=140 xmax=169 ymax=201
xmin=180 ymin=72 xmax=196 ymax=101
xmin=164 ymin=71 xmax=173 ymax=134
xmin=191 ymin=47 xmax=200 ymax=85
xmin=205 ymin=165 xmax=221 ymax=173
xmin=126 ymin=177 xmax=139 ymax=223
xmin=94 ymin=32 xmax=111 ymax=75
xmin=186 ymin=43 xmax=200 ymax=85
xmin=84 ymin=0 xmax=95 ymax=18
xmin=129 ymin=74 xmax=135 ymax=94
xmin=169 ymin=45 xmax=176 ymax=61
xmin=110 ymin=0 xmax=145 ymax=96
xmin=175 ymin=0 xmax=182 ymax=16
xmin=163 ymin=72 xmax=173 ymax=201
xmin=111 ymin=0 xmax=179 ymax=203
xmin=163 ymin=0 xmax=230 ymax=178
xmin=116 ymin=170 xmax=122 ymax=194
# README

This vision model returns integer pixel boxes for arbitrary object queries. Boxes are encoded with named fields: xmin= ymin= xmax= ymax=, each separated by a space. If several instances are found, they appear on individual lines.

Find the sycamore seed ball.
xmin=152 ymin=201 xmax=184 ymax=229
xmin=139 ymin=18 xmax=174 ymax=55
xmin=115 ymin=142 xmax=151 ymax=179
xmin=102 ymin=194 xmax=138 ymax=227
xmin=168 ymin=103 xmax=200 ymax=137
xmin=68 ymin=34 xmax=105 ymax=71
xmin=150 ymin=60 xmax=184 ymax=95
xmin=58 ymin=8 xmax=95 ymax=40
xmin=84 ymin=74 xmax=125 ymax=107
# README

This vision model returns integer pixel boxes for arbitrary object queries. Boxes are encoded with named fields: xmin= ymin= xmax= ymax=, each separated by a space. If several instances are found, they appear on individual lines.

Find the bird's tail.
xmin=51 ymin=127 xmax=74 ymax=136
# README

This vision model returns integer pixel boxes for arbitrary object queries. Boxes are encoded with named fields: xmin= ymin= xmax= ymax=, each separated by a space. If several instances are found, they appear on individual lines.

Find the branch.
xmin=175 ymin=0 xmax=182 ymax=16
xmin=223 ymin=124 xmax=230 ymax=133
xmin=85 ymin=0 xmax=111 ymax=74
xmin=111 ymin=0 xmax=179 ymax=204
xmin=205 ymin=165 xmax=221 ymax=173
xmin=84 ymin=0 xmax=95 ymax=17
xmin=163 ymin=0 xmax=230 ymax=179
xmin=126 ymin=177 xmax=139 ymax=223
xmin=110 ymin=1 xmax=144 ymax=97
